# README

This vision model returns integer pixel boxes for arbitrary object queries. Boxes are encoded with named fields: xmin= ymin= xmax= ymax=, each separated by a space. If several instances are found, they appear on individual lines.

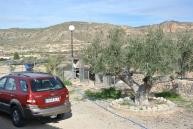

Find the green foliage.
xmin=0 ymin=58 xmax=6 ymax=61
xmin=175 ymin=33 xmax=193 ymax=78
xmin=125 ymin=29 xmax=176 ymax=77
xmin=13 ymin=52 xmax=20 ymax=60
xmin=82 ymin=28 xmax=193 ymax=104
xmin=83 ymin=28 xmax=177 ymax=78
xmin=82 ymin=29 xmax=126 ymax=75
xmin=154 ymin=91 xmax=181 ymax=100
xmin=82 ymin=37 xmax=104 ymax=74
xmin=45 ymin=56 xmax=62 ymax=76
xmin=85 ymin=87 xmax=121 ymax=100
xmin=101 ymin=29 xmax=126 ymax=75
xmin=63 ymin=80 xmax=72 ymax=86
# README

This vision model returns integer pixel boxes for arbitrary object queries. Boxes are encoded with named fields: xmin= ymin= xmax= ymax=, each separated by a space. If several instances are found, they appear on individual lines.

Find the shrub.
xmin=0 ymin=58 xmax=6 ymax=61
xmin=64 ymin=80 xmax=72 ymax=86
xmin=154 ymin=91 xmax=181 ymax=100
xmin=85 ymin=87 xmax=121 ymax=100
xmin=13 ymin=52 xmax=20 ymax=60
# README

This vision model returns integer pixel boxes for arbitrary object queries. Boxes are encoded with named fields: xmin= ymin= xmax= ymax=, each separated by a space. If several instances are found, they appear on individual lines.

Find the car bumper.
xmin=26 ymin=102 xmax=71 ymax=117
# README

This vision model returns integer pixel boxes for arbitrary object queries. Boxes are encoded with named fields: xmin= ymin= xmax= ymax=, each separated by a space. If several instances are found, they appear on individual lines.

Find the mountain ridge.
xmin=0 ymin=20 xmax=193 ymax=56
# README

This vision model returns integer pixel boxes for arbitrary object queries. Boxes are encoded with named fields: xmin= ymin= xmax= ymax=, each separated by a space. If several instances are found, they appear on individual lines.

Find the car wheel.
xmin=11 ymin=106 xmax=25 ymax=127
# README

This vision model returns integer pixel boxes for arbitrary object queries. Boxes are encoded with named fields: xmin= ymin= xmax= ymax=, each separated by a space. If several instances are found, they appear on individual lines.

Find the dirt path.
xmin=0 ymin=100 xmax=139 ymax=129
xmin=49 ymin=100 xmax=140 ymax=129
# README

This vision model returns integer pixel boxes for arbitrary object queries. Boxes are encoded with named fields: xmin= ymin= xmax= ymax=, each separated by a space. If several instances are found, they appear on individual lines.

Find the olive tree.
xmin=82 ymin=37 xmax=104 ymax=74
xmin=175 ymin=33 xmax=193 ymax=79
xmin=82 ymin=29 xmax=177 ymax=106
xmin=123 ymin=30 xmax=177 ymax=105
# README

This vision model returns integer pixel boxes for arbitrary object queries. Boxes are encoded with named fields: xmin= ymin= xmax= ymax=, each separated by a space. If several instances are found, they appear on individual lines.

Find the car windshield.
xmin=31 ymin=77 xmax=65 ymax=92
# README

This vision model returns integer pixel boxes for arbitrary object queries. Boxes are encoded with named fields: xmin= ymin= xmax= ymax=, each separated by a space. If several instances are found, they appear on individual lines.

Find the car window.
xmin=20 ymin=80 xmax=28 ymax=92
xmin=0 ymin=77 xmax=7 ymax=89
xmin=31 ymin=77 xmax=65 ymax=92
xmin=4 ymin=78 xmax=16 ymax=91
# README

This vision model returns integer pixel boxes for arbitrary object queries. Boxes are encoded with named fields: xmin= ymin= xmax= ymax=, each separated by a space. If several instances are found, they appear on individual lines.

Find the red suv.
xmin=0 ymin=72 xmax=71 ymax=127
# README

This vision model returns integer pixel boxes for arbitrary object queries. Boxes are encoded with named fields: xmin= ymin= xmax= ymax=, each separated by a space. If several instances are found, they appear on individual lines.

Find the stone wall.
xmin=152 ymin=79 xmax=193 ymax=100
xmin=177 ymin=80 xmax=193 ymax=99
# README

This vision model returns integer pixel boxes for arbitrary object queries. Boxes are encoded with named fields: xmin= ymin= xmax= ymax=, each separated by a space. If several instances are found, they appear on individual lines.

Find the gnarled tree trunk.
xmin=135 ymin=76 xmax=152 ymax=105
xmin=119 ymin=71 xmax=173 ymax=106
xmin=118 ymin=70 xmax=153 ymax=106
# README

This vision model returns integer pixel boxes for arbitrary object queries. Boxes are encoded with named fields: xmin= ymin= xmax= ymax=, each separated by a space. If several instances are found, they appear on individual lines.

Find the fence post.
xmin=113 ymin=76 xmax=116 ymax=86
xmin=88 ymin=70 xmax=89 ymax=84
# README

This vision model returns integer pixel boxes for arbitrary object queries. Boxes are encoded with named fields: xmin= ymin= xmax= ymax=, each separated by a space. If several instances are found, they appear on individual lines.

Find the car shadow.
xmin=0 ymin=111 xmax=72 ymax=129
xmin=36 ymin=112 xmax=72 ymax=124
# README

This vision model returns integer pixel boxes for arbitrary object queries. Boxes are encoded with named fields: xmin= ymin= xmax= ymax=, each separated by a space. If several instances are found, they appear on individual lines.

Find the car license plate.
xmin=45 ymin=97 xmax=60 ymax=103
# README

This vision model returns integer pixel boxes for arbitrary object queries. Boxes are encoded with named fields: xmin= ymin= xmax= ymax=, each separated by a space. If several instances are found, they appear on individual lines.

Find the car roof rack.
xmin=8 ymin=71 xmax=52 ymax=78
xmin=9 ymin=72 xmax=31 ymax=77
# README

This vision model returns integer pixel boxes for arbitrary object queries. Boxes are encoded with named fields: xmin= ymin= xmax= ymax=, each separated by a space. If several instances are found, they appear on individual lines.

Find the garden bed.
xmin=110 ymin=97 xmax=176 ymax=113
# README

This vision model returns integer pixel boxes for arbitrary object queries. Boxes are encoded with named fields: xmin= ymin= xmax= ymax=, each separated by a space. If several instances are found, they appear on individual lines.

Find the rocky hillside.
xmin=0 ymin=21 xmax=193 ymax=57
xmin=136 ymin=21 xmax=193 ymax=33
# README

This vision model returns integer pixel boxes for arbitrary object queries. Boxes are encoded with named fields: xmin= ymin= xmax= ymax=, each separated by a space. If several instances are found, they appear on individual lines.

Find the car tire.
xmin=11 ymin=106 xmax=25 ymax=127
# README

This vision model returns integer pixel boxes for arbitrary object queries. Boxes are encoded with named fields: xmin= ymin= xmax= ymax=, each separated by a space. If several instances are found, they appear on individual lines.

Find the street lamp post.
xmin=69 ymin=25 xmax=75 ymax=78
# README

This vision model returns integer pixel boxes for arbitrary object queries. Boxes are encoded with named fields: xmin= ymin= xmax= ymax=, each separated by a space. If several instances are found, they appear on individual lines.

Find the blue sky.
xmin=0 ymin=0 xmax=193 ymax=28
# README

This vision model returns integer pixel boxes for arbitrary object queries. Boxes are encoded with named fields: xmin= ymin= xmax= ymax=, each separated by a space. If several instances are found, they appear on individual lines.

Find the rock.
xmin=123 ymin=97 xmax=131 ymax=101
